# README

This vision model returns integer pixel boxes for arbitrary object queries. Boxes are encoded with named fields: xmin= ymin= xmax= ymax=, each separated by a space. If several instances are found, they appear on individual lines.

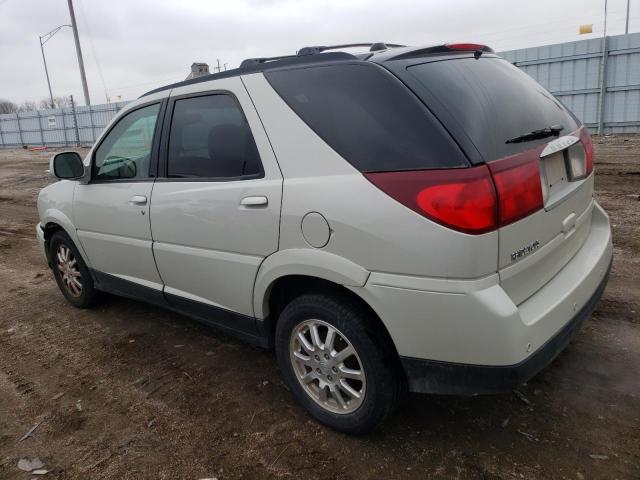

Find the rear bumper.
xmin=400 ymin=257 xmax=611 ymax=394
xmin=351 ymin=201 xmax=613 ymax=394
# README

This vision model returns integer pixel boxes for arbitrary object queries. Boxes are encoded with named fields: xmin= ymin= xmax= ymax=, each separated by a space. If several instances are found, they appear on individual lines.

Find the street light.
xmin=39 ymin=25 xmax=71 ymax=109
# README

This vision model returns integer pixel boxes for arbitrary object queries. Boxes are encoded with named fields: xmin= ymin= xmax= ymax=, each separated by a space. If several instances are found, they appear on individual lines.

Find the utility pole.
xmin=597 ymin=0 xmax=609 ymax=135
xmin=216 ymin=59 xmax=221 ymax=73
xmin=70 ymin=95 xmax=80 ymax=146
xmin=625 ymin=0 xmax=631 ymax=34
xmin=39 ymin=36 xmax=55 ymax=109
xmin=39 ymin=25 xmax=72 ymax=110
xmin=67 ymin=0 xmax=90 ymax=106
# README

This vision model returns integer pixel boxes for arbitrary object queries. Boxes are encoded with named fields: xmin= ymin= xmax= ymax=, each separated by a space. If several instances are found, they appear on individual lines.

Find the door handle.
xmin=129 ymin=195 xmax=148 ymax=206
xmin=240 ymin=196 xmax=268 ymax=207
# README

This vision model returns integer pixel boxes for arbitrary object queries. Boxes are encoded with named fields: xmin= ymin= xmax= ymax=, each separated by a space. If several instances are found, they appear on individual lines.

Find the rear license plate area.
xmin=542 ymin=152 xmax=567 ymax=196
xmin=540 ymin=151 xmax=582 ymax=210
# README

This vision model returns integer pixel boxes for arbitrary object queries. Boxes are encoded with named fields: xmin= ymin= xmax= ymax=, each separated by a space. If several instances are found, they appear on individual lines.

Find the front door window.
xmin=94 ymin=103 xmax=160 ymax=181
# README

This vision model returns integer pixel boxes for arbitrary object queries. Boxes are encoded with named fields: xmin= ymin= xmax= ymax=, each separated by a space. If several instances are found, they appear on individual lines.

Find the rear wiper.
xmin=505 ymin=124 xmax=564 ymax=144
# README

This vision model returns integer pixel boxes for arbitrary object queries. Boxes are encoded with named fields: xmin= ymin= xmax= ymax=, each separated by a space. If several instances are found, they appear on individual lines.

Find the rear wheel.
xmin=275 ymin=293 xmax=399 ymax=434
xmin=49 ymin=231 xmax=98 ymax=308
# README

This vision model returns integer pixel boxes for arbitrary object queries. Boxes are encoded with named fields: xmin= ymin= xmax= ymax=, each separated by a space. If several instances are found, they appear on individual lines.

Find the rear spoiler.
xmin=385 ymin=43 xmax=494 ymax=61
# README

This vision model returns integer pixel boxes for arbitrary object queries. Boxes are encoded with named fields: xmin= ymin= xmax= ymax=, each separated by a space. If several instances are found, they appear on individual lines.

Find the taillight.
xmin=566 ymin=142 xmax=587 ymax=180
xmin=365 ymin=152 xmax=545 ymax=234
xmin=364 ymin=166 xmax=498 ymax=234
xmin=580 ymin=128 xmax=594 ymax=176
xmin=488 ymin=152 xmax=544 ymax=226
xmin=563 ymin=127 xmax=594 ymax=181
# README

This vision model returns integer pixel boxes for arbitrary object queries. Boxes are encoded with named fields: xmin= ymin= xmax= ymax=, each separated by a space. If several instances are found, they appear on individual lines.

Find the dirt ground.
xmin=0 ymin=137 xmax=638 ymax=480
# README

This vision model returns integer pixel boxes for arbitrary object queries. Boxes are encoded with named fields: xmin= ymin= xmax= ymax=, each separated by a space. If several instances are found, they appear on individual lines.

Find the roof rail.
xmin=238 ymin=43 xmax=405 ymax=68
xmin=297 ymin=42 xmax=405 ymax=56
xmin=239 ymin=54 xmax=298 ymax=68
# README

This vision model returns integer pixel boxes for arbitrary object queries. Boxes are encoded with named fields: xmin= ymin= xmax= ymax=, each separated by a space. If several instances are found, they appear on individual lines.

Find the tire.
xmin=49 ymin=230 xmax=98 ymax=308
xmin=275 ymin=293 xmax=399 ymax=434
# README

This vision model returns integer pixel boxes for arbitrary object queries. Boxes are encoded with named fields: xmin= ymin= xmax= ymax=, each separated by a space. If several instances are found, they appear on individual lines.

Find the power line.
xmin=445 ymin=5 xmax=638 ymax=49
xmin=476 ymin=12 xmax=639 ymax=49
xmin=107 ymin=74 xmax=186 ymax=92
xmin=76 ymin=0 xmax=109 ymax=102
xmin=481 ymin=12 xmax=635 ymax=39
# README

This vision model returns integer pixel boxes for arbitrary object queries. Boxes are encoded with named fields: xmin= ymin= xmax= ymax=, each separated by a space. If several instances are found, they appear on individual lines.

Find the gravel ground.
xmin=0 ymin=137 xmax=638 ymax=479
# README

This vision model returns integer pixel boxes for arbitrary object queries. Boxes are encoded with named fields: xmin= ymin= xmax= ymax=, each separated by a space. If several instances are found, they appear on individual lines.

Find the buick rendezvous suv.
xmin=37 ymin=42 xmax=612 ymax=433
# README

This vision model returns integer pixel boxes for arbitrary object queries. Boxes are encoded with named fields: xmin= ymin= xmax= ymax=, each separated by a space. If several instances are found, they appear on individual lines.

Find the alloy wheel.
xmin=289 ymin=319 xmax=366 ymax=414
xmin=56 ymin=244 xmax=82 ymax=297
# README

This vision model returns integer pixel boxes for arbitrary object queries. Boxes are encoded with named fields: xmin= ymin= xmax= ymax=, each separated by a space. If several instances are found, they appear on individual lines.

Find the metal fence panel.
xmin=2 ymin=33 xmax=639 ymax=148
xmin=500 ymin=32 xmax=640 ymax=134
xmin=0 ymin=101 xmax=128 ymax=148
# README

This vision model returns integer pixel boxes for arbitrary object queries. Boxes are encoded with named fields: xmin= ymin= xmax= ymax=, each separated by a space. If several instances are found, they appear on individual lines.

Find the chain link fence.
xmin=0 ymin=96 xmax=128 ymax=148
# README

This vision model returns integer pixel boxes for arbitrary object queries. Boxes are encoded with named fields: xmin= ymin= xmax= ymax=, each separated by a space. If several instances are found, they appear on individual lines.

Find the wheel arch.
xmin=263 ymin=274 xmax=402 ymax=370
xmin=253 ymin=248 xmax=370 ymax=319
xmin=40 ymin=211 xmax=91 ymax=268
xmin=254 ymin=249 xmax=400 ymax=361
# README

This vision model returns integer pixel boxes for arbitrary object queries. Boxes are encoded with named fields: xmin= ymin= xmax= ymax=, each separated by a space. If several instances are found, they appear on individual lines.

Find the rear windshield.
xmin=407 ymin=57 xmax=580 ymax=161
xmin=265 ymin=63 xmax=468 ymax=172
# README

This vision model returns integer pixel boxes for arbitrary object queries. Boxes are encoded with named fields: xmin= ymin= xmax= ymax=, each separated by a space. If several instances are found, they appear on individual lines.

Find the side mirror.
xmin=50 ymin=152 xmax=85 ymax=180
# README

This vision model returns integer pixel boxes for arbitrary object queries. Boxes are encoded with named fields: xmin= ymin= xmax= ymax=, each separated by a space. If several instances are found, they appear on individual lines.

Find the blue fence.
xmin=500 ymin=32 xmax=640 ymax=134
xmin=0 ymin=101 xmax=128 ymax=148
xmin=1 ymin=32 xmax=639 ymax=148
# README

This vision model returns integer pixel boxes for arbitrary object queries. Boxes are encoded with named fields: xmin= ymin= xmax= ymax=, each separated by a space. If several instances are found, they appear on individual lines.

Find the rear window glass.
xmin=265 ymin=63 xmax=468 ymax=172
xmin=407 ymin=57 xmax=580 ymax=161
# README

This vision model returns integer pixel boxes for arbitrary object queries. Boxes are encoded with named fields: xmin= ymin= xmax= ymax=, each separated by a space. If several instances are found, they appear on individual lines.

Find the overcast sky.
xmin=0 ymin=0 xmax=636 ymax=106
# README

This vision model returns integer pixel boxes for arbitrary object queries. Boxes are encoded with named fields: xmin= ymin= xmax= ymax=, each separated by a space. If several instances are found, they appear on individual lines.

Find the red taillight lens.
xmin=488 ymin=152 xmax=543 ymax=226
xmin=580 ymin=128 xmax=594 ymax=176
xmin=365 ymin=166 xmax=498 ymax=234
xmin=365 ymin=139 xmax=560 ymax=233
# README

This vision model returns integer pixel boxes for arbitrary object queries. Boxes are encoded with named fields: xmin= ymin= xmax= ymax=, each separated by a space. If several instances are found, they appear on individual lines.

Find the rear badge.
xmin=540 ymin=135 xmax=580 ymax=158
xmin=511 ymin=240 xmax=540 ymax=262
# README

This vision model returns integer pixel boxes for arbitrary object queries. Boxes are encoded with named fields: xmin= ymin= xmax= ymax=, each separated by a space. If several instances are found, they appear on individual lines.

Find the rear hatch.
xmin=390 ymin=53 xmax=595 ymax=304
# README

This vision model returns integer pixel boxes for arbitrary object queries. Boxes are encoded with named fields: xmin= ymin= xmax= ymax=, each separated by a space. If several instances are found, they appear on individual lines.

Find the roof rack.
xmin=238 ymin=43 xmax=404 ymax=69
xmin=297 ymin=42 xmax=405 ymax=56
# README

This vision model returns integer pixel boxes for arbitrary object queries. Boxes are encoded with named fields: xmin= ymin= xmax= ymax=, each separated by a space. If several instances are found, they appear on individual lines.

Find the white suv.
xmin=37 ymin=42 xmax=613 ymax=433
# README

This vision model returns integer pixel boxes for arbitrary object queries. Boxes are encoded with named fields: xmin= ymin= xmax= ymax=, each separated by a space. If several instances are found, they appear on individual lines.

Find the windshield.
xmin=407 ymin=57 xmax=580 ymax=161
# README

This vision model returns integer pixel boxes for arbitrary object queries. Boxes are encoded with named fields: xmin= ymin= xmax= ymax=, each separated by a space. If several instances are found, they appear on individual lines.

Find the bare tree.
xmin=38 ymin=99 xmax=52 ymax=110
xmin=38 ymin=96 xmax=71 ymax=110
xmin=0 ymin=99 xmax=18 ymax=114
xmin=17 ymin=101 xmax=37 ymax=112
xmin=54 ymin=96 xmax=71 ymax=108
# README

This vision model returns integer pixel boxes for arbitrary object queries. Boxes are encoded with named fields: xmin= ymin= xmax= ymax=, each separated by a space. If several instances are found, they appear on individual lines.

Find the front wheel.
xmin=49 ymin=231 xmax=98 ymax=308
xmin=275 ymin=293 xmax=400 ymax=434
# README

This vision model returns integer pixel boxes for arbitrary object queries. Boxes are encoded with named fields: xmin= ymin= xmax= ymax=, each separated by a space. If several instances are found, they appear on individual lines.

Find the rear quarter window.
xmin=264 ymin=63 xmax=468 ymax=172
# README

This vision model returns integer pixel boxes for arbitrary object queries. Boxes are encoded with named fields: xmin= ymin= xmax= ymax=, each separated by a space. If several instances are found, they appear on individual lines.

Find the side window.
xmin=94 ymin=103 xmax=160 ymax=181
xmin=167 ymin=94 xmax=262 ymax=179
xmin=265 ymin=64 xmax=469 ymax=172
